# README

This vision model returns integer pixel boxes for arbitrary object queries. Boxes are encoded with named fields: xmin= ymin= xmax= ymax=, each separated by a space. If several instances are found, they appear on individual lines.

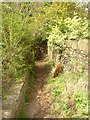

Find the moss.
xmin=18 ymin=107 xmax=26 ymax=118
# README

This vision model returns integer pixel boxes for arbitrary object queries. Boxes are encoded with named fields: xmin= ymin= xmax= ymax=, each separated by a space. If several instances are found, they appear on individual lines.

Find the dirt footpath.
xmin=26 ymin=60 xmax=53 ymax=118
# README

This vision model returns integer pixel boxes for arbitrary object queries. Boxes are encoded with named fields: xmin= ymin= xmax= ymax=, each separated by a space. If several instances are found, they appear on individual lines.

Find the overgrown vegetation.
xmin=47 ymin=63 xmax=88 ymax=117
xmin=2 ymin=2 xmax=88 ymax=117
xmin=47 ymin=16 xmax=88 ymax=48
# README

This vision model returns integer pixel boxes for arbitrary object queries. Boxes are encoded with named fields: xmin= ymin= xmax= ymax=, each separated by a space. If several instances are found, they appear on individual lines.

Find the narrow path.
xmin=26 ymin=60 xmax=53 ymax=118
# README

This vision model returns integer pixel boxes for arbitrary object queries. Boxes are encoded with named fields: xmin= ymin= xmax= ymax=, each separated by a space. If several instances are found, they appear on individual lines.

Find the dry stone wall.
xmin=48 ymin=39 xmax=88 ymax=73
xmin=48 ymin=39 xmax=88 ymax=116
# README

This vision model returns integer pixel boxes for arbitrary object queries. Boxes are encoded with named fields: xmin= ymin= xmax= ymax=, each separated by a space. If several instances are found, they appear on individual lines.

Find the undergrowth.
xmin=47 ymin=70 xmax=88 ymax=118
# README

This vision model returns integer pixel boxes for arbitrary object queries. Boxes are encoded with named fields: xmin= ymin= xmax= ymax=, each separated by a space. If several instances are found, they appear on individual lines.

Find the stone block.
xmin=2 ymin=109 xmax=13 ymax=118
xmin=65 ymin=40 xmax=78 ymax=50
xmin=2 ymin=95 xmax=19 ymax=109
xmin=8 ymin=82 xmax=24 ymax=95
xmin=2 ymin=80 xmax=27 ymax=118
xmin=78 ymin=39 xmax=88 ymax=53
xmin=71 ymin=40 xmax=78 ymax=50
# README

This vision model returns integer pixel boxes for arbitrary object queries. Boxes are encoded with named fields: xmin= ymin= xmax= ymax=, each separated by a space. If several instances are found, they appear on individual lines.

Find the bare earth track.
xmin=26 ymin=60 xmax=53 ymax=118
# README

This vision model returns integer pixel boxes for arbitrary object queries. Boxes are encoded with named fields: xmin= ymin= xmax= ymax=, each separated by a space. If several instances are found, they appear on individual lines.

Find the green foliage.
xmin=47 ymin=16 xmax=88 ymax=48
xmin=18 ymin=107 xmax=26 ymax=118
xmin=2 ymin=3 xmax=35 ymax=92
xmin=2 ymin=2 xmax=88 ymax=95
xmin=47 ymin=68 xmax=88 ymax=117
xmin=50 ymin=90 xmax=62 ymax=96
xmin=2 ymin=2 xmax=88 ymax=118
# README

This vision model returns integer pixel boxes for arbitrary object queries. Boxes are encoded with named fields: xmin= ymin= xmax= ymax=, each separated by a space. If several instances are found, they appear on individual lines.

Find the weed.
xmin=47 ymin=66 xmax=88 ymax=118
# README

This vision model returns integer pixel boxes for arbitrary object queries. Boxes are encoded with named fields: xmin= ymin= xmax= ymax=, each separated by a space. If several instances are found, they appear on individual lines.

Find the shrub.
xmin=47 ymin=16 xmax=88 ymax=48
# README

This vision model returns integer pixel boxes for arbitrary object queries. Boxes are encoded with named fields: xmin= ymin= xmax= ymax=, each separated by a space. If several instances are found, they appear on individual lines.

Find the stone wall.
xmin=2 ymin=73 xmax=29 ymax=119
xmin=48 ymin=39 xmax=88 ymax=73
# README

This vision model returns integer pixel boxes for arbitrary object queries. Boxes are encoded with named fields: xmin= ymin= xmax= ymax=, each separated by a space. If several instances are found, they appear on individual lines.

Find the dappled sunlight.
xmin=2 ymin=2 xmax=88 ymax=119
